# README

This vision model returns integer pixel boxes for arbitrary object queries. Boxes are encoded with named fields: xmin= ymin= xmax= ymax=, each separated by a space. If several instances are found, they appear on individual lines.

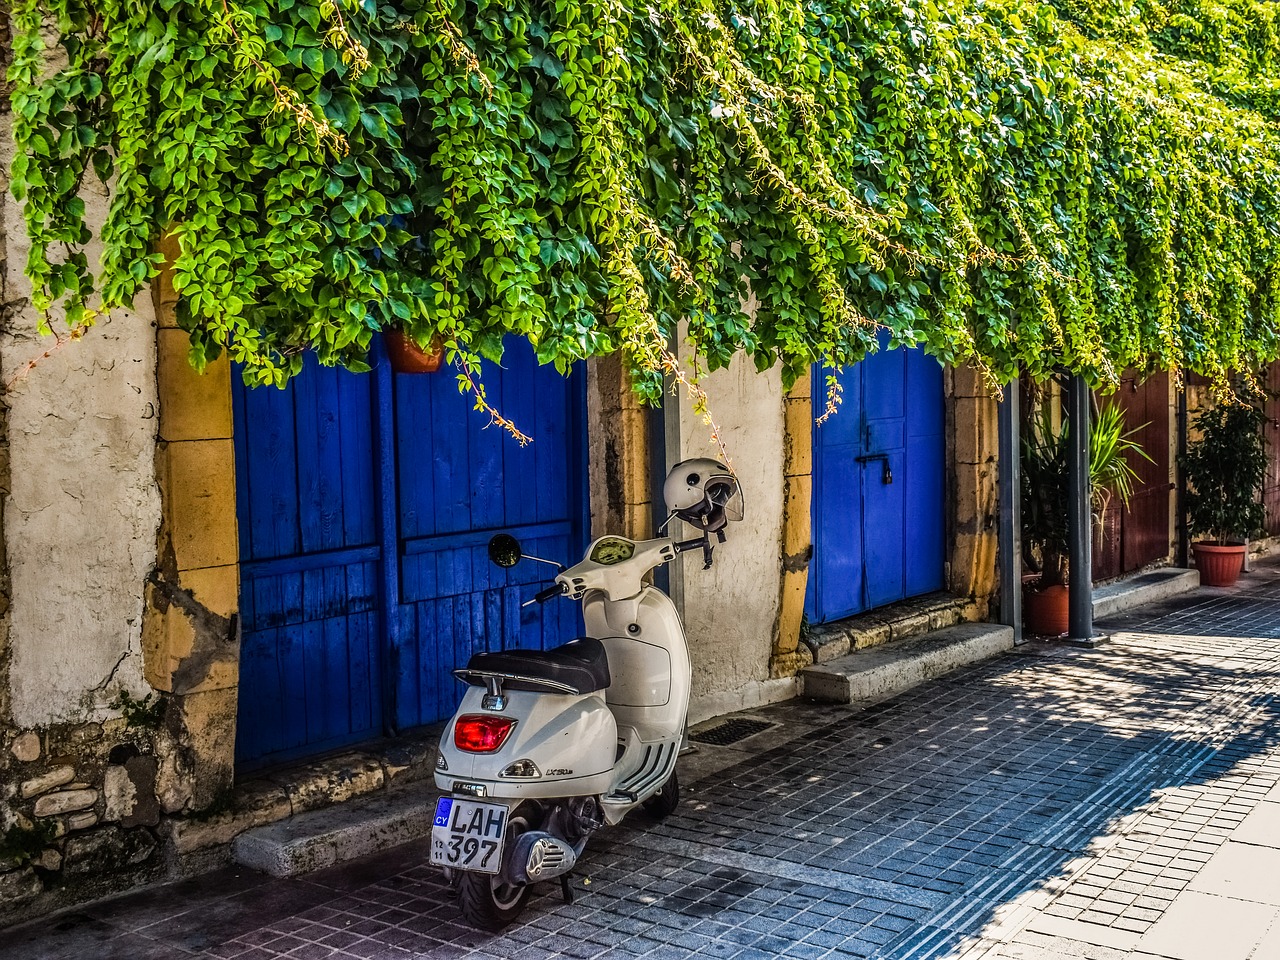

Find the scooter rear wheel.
xmin=457 ymin=869 xmax=531 ymax=931
xmin=457 ymin=813 xmax=532 ymax=930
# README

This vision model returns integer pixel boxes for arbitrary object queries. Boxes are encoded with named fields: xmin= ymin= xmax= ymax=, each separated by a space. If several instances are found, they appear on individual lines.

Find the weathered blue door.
xmin=806 ymin=344 xmax=945 ymax=623
xmin=390 ymin=347 xmax=587 ymax=732
xmin=233 ymin=341 xmax=586 ymax=769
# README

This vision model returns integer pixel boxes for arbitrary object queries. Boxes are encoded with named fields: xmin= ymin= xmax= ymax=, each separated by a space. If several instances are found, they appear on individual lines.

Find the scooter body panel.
xmin=586 ymin=586 xmax=691 ymax=744
xmin=435 ymin=687 xmax=617 ymax=800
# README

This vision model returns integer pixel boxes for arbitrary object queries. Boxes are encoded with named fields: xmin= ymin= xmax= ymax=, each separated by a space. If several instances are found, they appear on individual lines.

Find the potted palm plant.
xmin=1021 ymin=398 xmax=1149 ymax=635
xmin=1181 ymin=402 xmax=1267 ymax=587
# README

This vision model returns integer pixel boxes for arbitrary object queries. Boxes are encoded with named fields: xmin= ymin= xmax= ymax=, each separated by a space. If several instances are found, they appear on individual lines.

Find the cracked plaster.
xmin=0 ymin=114 xmax=161 ymax=727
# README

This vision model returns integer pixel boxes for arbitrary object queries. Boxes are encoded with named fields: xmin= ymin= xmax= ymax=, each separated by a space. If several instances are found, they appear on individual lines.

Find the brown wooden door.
xmin=1093 ymin=372 xmax=1172 ymax=581
xmin=1263 ymin=363 xmax=1280 ymax=534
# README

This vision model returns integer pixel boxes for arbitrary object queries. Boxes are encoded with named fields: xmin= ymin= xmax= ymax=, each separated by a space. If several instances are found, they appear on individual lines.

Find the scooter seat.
xmin=460 ymin=637 xmax=611 ymax=695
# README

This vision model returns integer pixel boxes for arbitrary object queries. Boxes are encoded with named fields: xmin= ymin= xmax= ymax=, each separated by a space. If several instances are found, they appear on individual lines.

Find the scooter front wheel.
xmin=644 ymin=769 xmax=680 ymax=819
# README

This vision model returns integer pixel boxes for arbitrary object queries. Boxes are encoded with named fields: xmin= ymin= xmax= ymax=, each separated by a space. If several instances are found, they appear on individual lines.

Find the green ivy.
xmin=9 ymin=0 xmax=1280 ymax=406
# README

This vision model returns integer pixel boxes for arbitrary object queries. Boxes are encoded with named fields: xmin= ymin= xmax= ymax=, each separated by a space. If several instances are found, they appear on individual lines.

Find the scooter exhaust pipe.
xmin=505 ymin=831 xmax=579 ymax=884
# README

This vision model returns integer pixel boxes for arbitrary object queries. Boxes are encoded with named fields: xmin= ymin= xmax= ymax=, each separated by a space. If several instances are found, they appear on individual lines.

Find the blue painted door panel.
xmin=234 ymin=341 xmax=586 ymax=769
xmin=392 ymin=342 xmax=586 ymax=730
xmin=807 ymin=344 xmax=945 ymax=623
xmin=233 ymin=358 xmax=383 ymax=766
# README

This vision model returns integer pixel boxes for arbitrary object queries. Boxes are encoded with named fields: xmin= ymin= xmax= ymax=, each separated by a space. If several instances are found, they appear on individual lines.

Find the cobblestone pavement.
xmin=8 ymin=567 xmax=1280 ymax=960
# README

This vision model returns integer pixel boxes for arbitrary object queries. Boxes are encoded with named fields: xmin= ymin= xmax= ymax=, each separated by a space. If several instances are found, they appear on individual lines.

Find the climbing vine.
xmin=9 ymin=0 xmax=1280 ymax=425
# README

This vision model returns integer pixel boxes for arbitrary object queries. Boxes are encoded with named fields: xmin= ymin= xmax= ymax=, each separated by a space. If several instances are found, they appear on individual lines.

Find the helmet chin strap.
xmin=699 ymin=525 xmax=715 ymax=569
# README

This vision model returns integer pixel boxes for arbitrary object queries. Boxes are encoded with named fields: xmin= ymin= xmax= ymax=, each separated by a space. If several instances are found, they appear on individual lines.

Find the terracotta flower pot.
xmin=1024 ymin=583 xmax=1069 ymax=637
xmin=383 ymin=328 xmax=444 ymax=374
xmin=1192 ymin=541 xmax=1247 ymax=587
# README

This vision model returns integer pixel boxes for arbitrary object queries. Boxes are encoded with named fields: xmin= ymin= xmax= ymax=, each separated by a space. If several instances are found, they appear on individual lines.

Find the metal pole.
xmin=1175 ymin=382 xmax=1189 ymax=569
xmin=1066 ymin=375 xmax=1094 ymax=641
xmin=997 ymin=382 xmax=1023 ymax=643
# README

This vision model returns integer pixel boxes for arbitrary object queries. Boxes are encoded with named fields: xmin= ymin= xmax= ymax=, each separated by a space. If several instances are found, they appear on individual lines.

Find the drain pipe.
xmin=1066 ymin=374 xmax=1095 ymax=642
xmin=997 ymin=381 xmax=1023 ymax=644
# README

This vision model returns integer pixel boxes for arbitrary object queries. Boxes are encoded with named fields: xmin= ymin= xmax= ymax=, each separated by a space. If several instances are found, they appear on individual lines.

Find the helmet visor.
xmin=703 ymin=474 xmax=744 ymax=523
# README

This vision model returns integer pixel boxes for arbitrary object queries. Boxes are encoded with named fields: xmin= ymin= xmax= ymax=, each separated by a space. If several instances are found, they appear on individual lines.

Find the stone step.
xmin=805 ymin=593 xmax=979 ymax=664
xmin=800 ymin=622 xmax=1015 ymax=704
xmin=1092 ymin=567 xmax=1199 ymax=621
xmin=231 ymin=785 xmax=440 ymax=877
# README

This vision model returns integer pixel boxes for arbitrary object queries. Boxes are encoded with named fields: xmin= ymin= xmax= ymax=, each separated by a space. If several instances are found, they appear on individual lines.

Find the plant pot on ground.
xmin=383 ymin=327 xmax=445 ymax=373
xmin=1181 ymin=401 xmax=1267 ymax=587
xmin=1021 ymin=395 xmax=1149 ymax=635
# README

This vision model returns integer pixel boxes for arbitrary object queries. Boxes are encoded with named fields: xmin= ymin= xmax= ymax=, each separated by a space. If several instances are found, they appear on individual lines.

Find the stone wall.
xmin=587 ymin=354 xmax=654 ymax=540
xmin=677 ymin=353 xmax=793 ymax=723
xmin=0 ymin=712 xmax=167 ymax=919
xmin=0 ymin=28 xmax=202 ymax=922
xmin=948 ymin=365 xmax=999 ymax=606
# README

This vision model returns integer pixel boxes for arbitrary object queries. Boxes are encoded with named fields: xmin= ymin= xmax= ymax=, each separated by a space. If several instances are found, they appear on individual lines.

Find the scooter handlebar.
xmin=534 ymin=582 xmax=565 ymax=603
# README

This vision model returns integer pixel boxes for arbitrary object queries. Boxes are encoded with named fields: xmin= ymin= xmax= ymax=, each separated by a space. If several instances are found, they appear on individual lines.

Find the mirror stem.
xmin=522 ymin=554 xmax=564 ymax=571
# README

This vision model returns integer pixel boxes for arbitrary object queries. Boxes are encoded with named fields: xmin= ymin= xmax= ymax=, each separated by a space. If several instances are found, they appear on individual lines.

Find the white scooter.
xmin=432 ymin=458 xmax=743 ymax=929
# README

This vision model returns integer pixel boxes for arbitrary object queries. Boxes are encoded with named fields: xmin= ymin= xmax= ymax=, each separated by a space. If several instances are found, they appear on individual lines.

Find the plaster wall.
xmin=675 ymin=353 xmax=788 ymax=723
xmin=0 ymin=128 xmax=160 ymax=727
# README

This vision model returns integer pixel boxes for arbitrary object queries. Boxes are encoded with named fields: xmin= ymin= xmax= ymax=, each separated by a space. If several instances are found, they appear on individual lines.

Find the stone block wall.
xmin=948 ymin=365 xmax=999 ymax=608
xmin=0 ymin=47 xmax=237 ymax=920
xmin=0 ymin=715 xmax=168 ymax=921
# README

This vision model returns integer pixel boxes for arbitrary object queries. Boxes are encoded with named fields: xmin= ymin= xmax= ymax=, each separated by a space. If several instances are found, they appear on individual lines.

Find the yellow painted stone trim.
xmin=946 ymin=366 xmax=999 ymax=606
xmin=142 ymin=232 xmax=241 ymax=797
xmin=587 ymin=354 xmax=653 ymax=540
xmin=772 ymin=379 xmax=813 ymax=677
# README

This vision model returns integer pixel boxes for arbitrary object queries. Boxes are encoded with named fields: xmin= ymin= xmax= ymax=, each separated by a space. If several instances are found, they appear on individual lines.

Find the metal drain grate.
xmin=690 ymin=718 xmax=775 ymax=746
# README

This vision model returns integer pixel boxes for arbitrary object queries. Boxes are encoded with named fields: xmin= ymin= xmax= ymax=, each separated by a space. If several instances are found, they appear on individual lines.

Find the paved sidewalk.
xmin=6 ymin=567 xmax=1280 ymax=960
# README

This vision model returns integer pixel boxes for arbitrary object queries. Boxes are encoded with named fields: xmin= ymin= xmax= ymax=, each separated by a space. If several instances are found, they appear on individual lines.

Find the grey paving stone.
xmin=16 ymin=575 xmax=1280 ymax=959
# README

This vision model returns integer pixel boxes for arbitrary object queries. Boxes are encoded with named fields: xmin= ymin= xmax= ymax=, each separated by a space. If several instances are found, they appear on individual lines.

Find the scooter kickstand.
xmin=560 ymin=872 xmax=576 ymax=905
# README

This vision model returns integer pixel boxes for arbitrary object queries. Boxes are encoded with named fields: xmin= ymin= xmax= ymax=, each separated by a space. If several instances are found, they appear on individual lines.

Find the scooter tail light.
xmin=454 ymin=714 xmax=517 ymax=753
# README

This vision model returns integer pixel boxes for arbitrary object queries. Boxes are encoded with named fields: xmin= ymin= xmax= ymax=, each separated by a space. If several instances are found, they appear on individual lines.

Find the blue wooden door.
xmin=233 ymin=358 xmax=383 ymax=767
xmin=392 ymin=345 xmax=587 ymax=730
xmin=807 ymin=345 xmax=945 ymax=623
xmin=233 ymin=341 xmax=586 ymax=769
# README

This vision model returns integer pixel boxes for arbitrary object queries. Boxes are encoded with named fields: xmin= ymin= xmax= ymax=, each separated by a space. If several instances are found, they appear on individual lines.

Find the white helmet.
xmin=663 ymin=458 xmax=744 ymax=533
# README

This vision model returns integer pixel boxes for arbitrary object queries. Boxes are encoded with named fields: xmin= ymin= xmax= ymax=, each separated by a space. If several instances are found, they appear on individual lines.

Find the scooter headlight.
xmin=500 ymin=759 xmax=541 ymax=779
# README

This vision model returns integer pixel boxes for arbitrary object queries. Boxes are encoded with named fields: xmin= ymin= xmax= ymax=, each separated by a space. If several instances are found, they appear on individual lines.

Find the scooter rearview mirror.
xmin=488 ymin=534 xmax=522 ymax=568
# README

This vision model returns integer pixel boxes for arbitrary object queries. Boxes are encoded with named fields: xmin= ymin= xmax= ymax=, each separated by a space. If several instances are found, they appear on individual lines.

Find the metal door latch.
xmin=855 ymin=453 xmax=893 ymax=484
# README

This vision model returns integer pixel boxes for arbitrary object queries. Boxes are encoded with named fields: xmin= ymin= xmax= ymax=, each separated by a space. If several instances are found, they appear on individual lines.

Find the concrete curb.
xmin=1092 ymin=567 xmax=1200 ymax=621
xmin=800 ymin=622 xmax=1015 ymax=704
xmin=231 ymin=787 xmax=439 ymax=877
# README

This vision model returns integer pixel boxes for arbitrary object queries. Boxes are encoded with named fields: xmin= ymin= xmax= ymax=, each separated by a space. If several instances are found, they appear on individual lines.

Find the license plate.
xmin=429 ymin=797 xmax=508 ymax=874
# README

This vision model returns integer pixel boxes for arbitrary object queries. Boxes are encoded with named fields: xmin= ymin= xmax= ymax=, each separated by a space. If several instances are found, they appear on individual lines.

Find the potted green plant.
xmin=1181 ymin=402 xmax=1267 ymax=587
xmin=1021 ymin=398 xmax=1149 ymax=635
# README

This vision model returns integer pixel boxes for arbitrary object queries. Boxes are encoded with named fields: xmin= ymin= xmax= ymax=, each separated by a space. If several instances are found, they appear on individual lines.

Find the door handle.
xmin=855 ymin=453 xmax=893 ymax=485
